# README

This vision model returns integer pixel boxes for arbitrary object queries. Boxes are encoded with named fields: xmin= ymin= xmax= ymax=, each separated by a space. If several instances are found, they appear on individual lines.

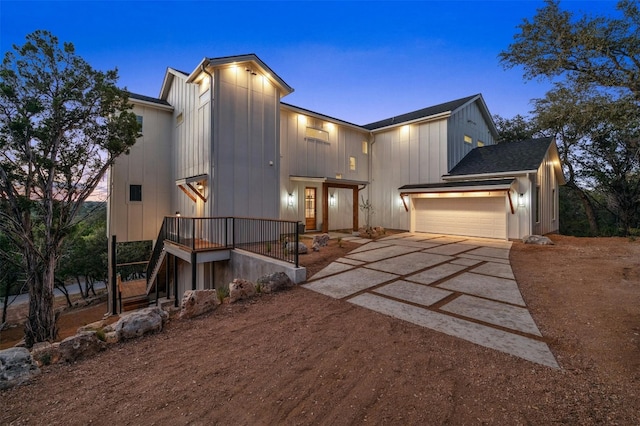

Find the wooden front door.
xmin=305 ymin=187 xmax=317 ymax=230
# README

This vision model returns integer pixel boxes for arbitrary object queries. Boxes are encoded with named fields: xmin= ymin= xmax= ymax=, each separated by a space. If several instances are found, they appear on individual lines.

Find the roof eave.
xmin=369 ymin=111 xmax=452 ymax=133
xmin=187 ymin=55 xmax=294 ymax=96
xmin=443 ymin=171 xmax=537 ymax=181
xmin=129 ymin=97 xmax=174 ymax=112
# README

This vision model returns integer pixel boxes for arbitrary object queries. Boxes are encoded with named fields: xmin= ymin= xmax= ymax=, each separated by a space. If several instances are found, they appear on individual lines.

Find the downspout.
xmin=201 ymin=62 xmax=214 ymax=216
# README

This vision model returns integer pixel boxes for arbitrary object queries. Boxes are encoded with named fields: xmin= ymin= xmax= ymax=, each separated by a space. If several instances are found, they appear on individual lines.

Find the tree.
xmin=0 ymin=31 xmax=140 ymax=346
xmin=501 ymin=0 xmax=640 ymax=236
xmin=493 ymin=113 xmax=542 ymax=143
xmin=500 ymin=0 xmax=640 ymax=101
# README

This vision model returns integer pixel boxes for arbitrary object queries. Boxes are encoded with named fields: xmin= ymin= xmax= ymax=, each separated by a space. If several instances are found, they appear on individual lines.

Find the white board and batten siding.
xmin=446 ymin=100 xmax=497 ymax=171
xmin=370 ymin=119 xmax=448 ymax=231
xmin=213 ymin=66 xmax=281 ymax=219
xmin=279 ymin=106 xmax=370 ymax=230
xmin=165 ymin=72 xmax=212 ymax=218
xmin=535 ymin=148 xmax=561 ymax=235
xmin=108 ymin=101 xmax=173 ymax=242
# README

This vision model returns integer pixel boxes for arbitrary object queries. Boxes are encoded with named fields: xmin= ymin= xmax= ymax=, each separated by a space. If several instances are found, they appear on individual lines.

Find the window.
xmin=362 ymin=141 xmax=368 ymax=154
xmin=464 ymin=135 xmax=473 ymax=144
xmin=349 ymin=156 xmax=356 ymax=171
xmin=477 ymin=140 xmax=484 ymax=147
xmin=176 ymin=112 xmax=184 ymax=125
xmin=135 ymin=115 xmax=143 ymax=130
xmin=129 ymin=184 xmax=142 ymax=202
xmin=305 ymin=127 xmax=329 ymax=144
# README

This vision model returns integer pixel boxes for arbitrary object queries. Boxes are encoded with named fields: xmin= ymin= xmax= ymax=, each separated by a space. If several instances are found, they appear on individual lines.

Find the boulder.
xmin=312 ymin=233 xmax=330 ymax=248
xmin=58 ymin=332 xmax=107 ymax=363
xmin=523 ymin=235 xmax=554 ymax=245
xmin=286 ymin=242 xmax=308 ymax=254
xmin=229 ymin=279 xmax=256 ymax=303
xmin=0 ymin=347 xmax=40 ymax=390
xmin=30 ymin=342 xmax=61 ymax=366
xmin=312 ymin=242 xmax=320 ymax=252
xmin=77 ymin=319 xmax=107 ymax=334
xmin=179 ymin=290 xmax=220 ymax=319
xmin=256 ymin=272 xmax=295 ymax=294
xmin=115 ymin=306 xmax=169 ymax=339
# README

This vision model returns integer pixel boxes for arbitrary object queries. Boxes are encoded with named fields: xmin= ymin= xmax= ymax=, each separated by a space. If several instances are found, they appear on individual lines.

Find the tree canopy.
xmin=500 ymin=1 xmax=640 ymax=236
xmin=0 ymin=30 xmax=140 ymax=346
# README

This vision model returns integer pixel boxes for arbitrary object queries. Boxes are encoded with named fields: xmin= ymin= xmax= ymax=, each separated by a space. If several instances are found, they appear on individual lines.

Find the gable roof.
xmin=159 ymin=67 xmax=188 ymax=100
xmin=187 ymin=54 xmax=294 ymax=97
xmin=280 ymin=102 xmax=370 ymax=132
xmin=364 ymin=94 xmax=487 ymax=131
xmin=446 ymin=137 xmax=560 ymax=177
xmin=128 ymin=92 xmax=173 ymax=111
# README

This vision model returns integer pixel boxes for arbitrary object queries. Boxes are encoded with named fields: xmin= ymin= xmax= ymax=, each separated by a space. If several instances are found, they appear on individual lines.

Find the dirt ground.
xmin=1 ymin=235 xmax=639 ymax=424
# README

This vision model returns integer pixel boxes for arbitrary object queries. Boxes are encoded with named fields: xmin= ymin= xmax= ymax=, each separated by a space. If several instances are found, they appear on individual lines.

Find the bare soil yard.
xmin=1 ymin=235 xmax=639 ymax=424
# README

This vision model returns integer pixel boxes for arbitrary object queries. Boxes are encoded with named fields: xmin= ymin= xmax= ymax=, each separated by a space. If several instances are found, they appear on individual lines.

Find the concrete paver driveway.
xmin=303 ymin=232 xmax=558 ymax=368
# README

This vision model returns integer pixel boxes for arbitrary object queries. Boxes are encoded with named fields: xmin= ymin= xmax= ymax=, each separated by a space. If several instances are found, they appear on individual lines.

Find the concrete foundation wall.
xmin=214 ymin=250 xmax=306 ymax=288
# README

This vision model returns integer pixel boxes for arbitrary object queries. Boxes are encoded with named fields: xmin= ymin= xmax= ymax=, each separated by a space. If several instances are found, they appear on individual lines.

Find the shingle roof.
xmin=447 ymin=137 xmax=554 ymax=176
xmin=128 ymin=92 xmax=171 ymax=106
xmin=363 ymin=94 xmax=479 ymax=130
xmin=399 ymin=178 xmax=514 ymax=191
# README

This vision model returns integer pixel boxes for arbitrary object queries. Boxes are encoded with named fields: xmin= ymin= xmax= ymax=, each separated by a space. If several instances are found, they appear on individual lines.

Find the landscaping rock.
xmin=312 ymin=242 xmax=320 ymax=252
xmin=523 ymin=235 xmax=554 ymax=245
xmin=31 ymin=342 xmax=61 ymax=366
xmin=312 ymin=233 xmax=330 ymax=247
xmin=179 ymin=290 xmax=220 ymax=319
xmin=115 ymin=306 xmax=168 ymax=339
xmin=0 ymin=347 xmax=40 ymax=390
xmin=58 ymin=332 xmax=107 ymax=363
xmin=256 ymin=272 xmax=295 ymax=294
xmin=77 ymin=319 xmax=107 ymax=334
xmin=286 ymin=242 xmax=308 ymax=254
xmin=229 ymin=279 xmax=256 ymax=303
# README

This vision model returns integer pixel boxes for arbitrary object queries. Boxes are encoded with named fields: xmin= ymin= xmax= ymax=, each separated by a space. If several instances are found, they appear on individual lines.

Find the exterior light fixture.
xmin=287 ymin=193 xmax=294 ymax=206
xmin=518 ymin=193 xmax=524 ymax=207
xmin=330 ymin=194 xmax=336 ymax=206
xmin=175 ymin=211 xmax=181 ymax=217
xmin=197 ymin=183 xmax=204 ymax=191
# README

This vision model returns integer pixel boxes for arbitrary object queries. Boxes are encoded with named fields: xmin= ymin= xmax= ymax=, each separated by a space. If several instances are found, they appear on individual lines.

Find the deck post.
xmin=295 ymin=222 xmax=300 ymax=268
xmin=110 ymin=235 xmax=117 ymax=315
xmin=173 ymin=255 xmax=179 ymax=308
xmin=191 ymin=252 xmax=197 ymax=291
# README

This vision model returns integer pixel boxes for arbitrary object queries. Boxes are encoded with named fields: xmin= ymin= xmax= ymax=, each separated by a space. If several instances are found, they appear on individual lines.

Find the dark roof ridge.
xmin=363 ymin=94 xmax=480 ymax=130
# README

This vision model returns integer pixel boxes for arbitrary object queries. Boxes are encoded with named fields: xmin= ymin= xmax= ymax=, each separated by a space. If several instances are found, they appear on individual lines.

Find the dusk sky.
xmin=1 ymin=1 xmax=621 ymax=125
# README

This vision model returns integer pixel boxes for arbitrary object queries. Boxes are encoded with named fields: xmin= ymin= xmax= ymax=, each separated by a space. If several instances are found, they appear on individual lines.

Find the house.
xmin=106 ymin=54 xmax=563 ymax=308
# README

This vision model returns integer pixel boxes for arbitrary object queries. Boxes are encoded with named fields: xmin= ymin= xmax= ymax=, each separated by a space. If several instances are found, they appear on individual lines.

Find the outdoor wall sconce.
xmin=287 ymin=193 xmax=294 ymax=206
xmin=330 ymin=194 xmax=336 ymax=206
xmin=197 ymin=182 xmax=204 ymax=191
xmin=175 ymin=211 xmax=181 ymax=217
xmin=518 ymin=193 xmax=524 ymax=206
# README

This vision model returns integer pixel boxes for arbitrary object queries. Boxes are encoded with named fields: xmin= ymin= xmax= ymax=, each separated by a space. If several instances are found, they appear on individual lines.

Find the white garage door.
xmin=413 ymin=196 xmax=506 ymax=239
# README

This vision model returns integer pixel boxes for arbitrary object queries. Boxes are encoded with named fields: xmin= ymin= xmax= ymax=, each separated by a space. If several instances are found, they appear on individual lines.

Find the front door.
xmin=305 ymin=187 xmax=317 ymax=230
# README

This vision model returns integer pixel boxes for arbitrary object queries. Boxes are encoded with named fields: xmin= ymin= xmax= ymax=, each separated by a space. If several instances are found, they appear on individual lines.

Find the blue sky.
xmin=0 ymin=0 xmax=621 ymax=125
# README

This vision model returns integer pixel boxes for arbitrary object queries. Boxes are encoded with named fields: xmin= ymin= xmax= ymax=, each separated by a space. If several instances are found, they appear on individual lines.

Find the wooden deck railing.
xmin=145 ymin=216 xmax=302 ymax=292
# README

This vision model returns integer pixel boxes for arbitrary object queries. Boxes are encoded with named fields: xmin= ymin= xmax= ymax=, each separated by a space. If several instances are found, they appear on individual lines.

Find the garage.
xmin=413 ymin=196 xmax=507 ymax=239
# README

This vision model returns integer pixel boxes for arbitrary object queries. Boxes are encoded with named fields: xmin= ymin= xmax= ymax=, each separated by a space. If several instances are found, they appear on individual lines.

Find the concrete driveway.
xmin=303 ymin=232 xmax=558 ymax=368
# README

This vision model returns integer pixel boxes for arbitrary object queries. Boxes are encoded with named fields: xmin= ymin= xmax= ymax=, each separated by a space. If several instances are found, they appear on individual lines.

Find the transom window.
xmin=464 ymin=135 xmax=473 ymax=144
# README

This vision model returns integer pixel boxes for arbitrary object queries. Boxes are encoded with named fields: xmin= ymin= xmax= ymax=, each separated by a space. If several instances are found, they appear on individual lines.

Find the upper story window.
xmin=464 ymin=135 xmax=473 ymax=144
xmin=362 ymin=141 xmax=368 ymax=154
xmin=129 ymin=184 xmax=142 ymax=202
xmin=136 ymin=115 xmax=143 ymax=130
xmin=349 ymin=156 xmax=356 ymax=171
xmin=176 ymin=112 xmax=184 ymax=126
xmin=305 ymin=127 xmax=329 ymax=144
xmin=477 ymin=140 xmax=484 ymax=147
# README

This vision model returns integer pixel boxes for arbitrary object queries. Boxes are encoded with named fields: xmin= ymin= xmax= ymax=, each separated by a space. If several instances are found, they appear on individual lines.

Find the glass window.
xmin=477 ymin=140 xmax=484 ymax=147
xmin=464 ymin=135 xmax=473 ymax=144
xmin=305 ymin=127 xmax=329 ymax=143
xmin=130 ymin=185 xmax=142 ymax=202
xmin=362 ymin=141 xmax=368 ymax=154
xmin=349 ymin=156 xmax=356 ymax=171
